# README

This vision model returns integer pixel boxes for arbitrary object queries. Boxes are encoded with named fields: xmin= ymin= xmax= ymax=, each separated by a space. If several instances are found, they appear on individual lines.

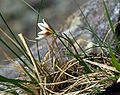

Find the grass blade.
xmin=56 ymin=34 xmax=91 ymax=73
xmin=0 ymin=13 xmax=27 ymax=54
xmin=0 ymin=75 xmax=35 ymax=95
xmin=0 ymin=28 xmax=33 ymax=66
xmin=69 ymin=31 xmax=88 ymax=57
xmin=109 ymin=48 xmax=120 ymax=72
xmin=35 ymin=0 xmax=44 ymax=62
xmin=102 ymin=0 xmax=119 ymax=48
xmin=0 ymin=38 xmax=36 ymax=81
xmin=18 ymin=33 xmax=41 ymax=80
xmin=20 ymin=0 xmax=40 ymax=15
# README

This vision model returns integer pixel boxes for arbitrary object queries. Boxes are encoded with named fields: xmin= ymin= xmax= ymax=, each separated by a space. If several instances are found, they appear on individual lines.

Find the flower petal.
xmin=38 ymin=23 xmax=46 ymax=30
xmin=42 ymin=19 xmax=49 ymax=28
xmin=35 ymin=35 xmax=45 ymax=40
xmin=38 ymin=22 xmax=44 ymax=27
xmin=37 ymin=30 xmax=48 ymax=35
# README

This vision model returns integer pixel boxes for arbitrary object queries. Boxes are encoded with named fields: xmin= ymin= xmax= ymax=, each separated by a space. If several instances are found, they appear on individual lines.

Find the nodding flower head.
xmin=35 ymin=19 xmax=54 ymax=40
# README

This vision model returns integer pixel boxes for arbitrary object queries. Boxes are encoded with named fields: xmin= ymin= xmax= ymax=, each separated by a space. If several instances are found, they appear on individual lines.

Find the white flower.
xmin=35 ymin=19 xmax=54 ymax=40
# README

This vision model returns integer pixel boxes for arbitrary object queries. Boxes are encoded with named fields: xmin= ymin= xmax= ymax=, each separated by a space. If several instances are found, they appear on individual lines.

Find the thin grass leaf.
xmin=102 ymin=0 xmax=119 ymax=46
xmin=18 ymin=33 xmax=41 ymax=80
xmin=56 ymin=35 xmax=75 ymax=56
xmin=19 ymin=63 xmax=38 ymax=81
xmin=63 ymin=33 xmax=79 ymax=55
xmin=100 ymin=76 xmax=119 ymax=84
xmin=3 ymin=52 xmax=37 ymax=81
xmin=74 ymin=0 xmax=108 ymax=56
xmin=0 ymin=13 xmax=35 ymax=73
xmin=0 ymin=28 xmax=38 ymax=81
xmin=69 ymin=31 xmax=88 ymax=57
xmin=109 ymin=48 xmax=120 ymax=72
xmin=0 ymin=28 xmax=34 ymax=67
xmin=35 ymin=0 xmax=44 ymax=62
xmin=0 ymin=13 xmax=17 ymax=42
xmin=102 ymin=0 xmax=115 ymax=35
xmin=56 ymin=34 xmax=91 ymax=73
xmin=18 ymin=33 xmax=46 ymax=94
xmin=0 ymin=38 xmax=36 ymax=81
xmin=1 ymin=78 xmax=36 ymax=84
xmin=0 ymin=75 xmax=35 ymax=95
xmin=74 ymin=0 xmax=103 ymax=44
xmin=20 ymin=0 xmax=40 ymax=15
xmin=0 ymin=13 xmax=27 ymax=56
xmin=103 ymin=0 xmax=120 ymax=72
xmin=60 ymin=34 xmax=91 ymax=72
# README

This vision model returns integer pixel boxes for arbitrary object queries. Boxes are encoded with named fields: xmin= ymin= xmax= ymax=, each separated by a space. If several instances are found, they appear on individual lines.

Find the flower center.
xmin=45 ymin=31 xmax=52 ymax=36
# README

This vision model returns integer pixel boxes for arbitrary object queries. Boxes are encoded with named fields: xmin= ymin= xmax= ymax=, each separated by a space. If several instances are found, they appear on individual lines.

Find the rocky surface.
xmin=61 ymin=0 xmax=120 ymax=51
xmin=31 ymin=0 xmax=120 ymax=57
xmin=0 ymin=0 xmax=88 ymax=78
xmin=0 ymin=0 xmax=120 ymax=80
xmin=0 ymin=0 xmax=87 ymax=78
xmin=0 ymin=0 xmax=120 ymax=94
xmin=0 ymin=0 xmax=89 ymax=78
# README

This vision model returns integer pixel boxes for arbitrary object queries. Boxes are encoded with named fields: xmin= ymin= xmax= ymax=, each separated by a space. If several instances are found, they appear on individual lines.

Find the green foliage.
xmin=0 ymin=0 xmax=120 ymax=95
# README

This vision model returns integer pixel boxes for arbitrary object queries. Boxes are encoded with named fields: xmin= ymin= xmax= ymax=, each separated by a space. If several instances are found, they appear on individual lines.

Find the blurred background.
xmin=0 ymin=0 xmax=89 ymax=61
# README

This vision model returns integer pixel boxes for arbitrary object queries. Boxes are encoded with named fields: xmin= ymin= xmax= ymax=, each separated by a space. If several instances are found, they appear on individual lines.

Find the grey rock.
xmin=0 ymin=62 xmax=19 ymax=78
xmin=0 ymin=0 xmax=120 ymax=78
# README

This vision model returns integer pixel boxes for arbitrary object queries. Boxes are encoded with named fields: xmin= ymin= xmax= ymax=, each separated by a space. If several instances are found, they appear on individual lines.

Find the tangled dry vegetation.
xmin=26 ymin=45 xmax=119 ymax=95
xmin=0 ymin=0 xmax=120 ymax=95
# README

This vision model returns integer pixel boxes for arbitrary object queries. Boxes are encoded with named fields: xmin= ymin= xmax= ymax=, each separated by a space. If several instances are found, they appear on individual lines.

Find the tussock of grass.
xmin=0 ymin=0 xmax=120 ymax=95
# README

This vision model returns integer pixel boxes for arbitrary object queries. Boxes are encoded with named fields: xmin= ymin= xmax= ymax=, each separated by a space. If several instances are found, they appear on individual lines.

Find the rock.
xmin=0 ymin=0 xmax=120 ymax=78
xmin=60 ymin=0 xmax=120 ymax=53
xmin=31 ymin=0 xmax=120 ymax=57
xmin=0 ymin=66 xmax=19 ymax=78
